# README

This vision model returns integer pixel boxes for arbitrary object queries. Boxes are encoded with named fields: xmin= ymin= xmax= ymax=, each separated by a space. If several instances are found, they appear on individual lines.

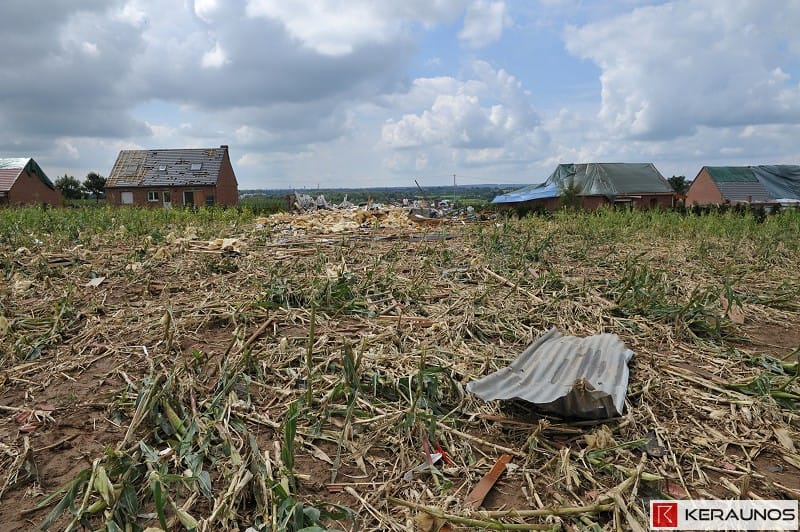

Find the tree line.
xmin=54 ymin=172 xmax=107 ymax=200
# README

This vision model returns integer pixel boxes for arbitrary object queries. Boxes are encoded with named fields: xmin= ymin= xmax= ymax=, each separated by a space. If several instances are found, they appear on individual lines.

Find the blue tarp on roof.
xmin=491 ymin=182 xmax=559 ymax=203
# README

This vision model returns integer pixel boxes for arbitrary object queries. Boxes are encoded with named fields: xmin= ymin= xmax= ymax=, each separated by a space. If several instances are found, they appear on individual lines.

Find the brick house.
xmin=0 ymin=158 xmax=61 ymax=206
xmin=492 ymin=163 xmax=675 ymax=211
xmin=686 ymin=165 xmax=800 ymax=206
xmin=105 ymin=146 xmax=238 ymax=207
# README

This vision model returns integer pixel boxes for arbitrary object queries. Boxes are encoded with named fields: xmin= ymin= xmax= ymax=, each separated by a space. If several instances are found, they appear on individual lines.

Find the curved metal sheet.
xmin=466 ymin=327 xmax=633 ymax=419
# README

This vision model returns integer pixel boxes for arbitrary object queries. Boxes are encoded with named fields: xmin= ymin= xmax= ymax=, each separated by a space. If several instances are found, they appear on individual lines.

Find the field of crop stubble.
xmin=0 ymin=205 xmax=798 ymax=531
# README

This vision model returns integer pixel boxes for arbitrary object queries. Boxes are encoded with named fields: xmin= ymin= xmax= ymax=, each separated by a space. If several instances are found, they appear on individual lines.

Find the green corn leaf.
xmin=149 ymin=475 xmax=168 ymax=531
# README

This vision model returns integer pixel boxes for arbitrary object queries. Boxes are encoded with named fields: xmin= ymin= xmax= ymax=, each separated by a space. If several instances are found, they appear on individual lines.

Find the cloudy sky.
xmin=1 ymin=0 xmax=799 ymax=189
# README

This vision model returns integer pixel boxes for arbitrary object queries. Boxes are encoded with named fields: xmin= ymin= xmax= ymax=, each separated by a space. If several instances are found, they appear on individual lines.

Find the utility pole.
xmin=453 ymin=174 xmax=457 ymax=207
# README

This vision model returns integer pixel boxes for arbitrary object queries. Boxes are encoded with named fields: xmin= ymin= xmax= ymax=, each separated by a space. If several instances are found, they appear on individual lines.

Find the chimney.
xmin=220 ymin=145 xmax=228 ymax=150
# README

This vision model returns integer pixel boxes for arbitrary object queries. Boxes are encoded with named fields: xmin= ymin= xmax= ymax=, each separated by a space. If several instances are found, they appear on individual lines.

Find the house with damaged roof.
xmin=492 ymin=163 xmax=674 ymax=211
xmin=105 ymin=145 xmax=238 ymax=207
xmin=686 ymin=165 xmax=800 ymax=206
xmin=0 ymin=157 xmax=61 ymax=206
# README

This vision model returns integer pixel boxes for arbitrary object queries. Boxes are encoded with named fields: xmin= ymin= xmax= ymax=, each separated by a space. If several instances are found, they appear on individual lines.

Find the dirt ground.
xmin=1 ymin=213 xmax=799 ymax=530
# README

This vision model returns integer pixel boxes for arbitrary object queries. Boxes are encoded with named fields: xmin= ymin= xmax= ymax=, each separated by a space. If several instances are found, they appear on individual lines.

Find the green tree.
xmin=668 ymin=175 xmax=690 ymax=194
xmin=83 ymin=172 xmax=107 ymax=200
xmin=560 ymin=180 xmax=582 ymax=210
xmin=54 ymin=174 xmax=84 ymax=200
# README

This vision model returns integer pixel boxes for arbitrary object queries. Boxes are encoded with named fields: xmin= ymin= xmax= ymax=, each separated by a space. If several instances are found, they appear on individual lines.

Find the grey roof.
xmin=106 ymin=147 xmax=228 ymax=188
xmin=700 ymin=165 xmax=800 ymax=202
xmin=466 ymin=328 xmax=633 ymax=420
xmin=716 ymin=182 xmax=772 ymax=202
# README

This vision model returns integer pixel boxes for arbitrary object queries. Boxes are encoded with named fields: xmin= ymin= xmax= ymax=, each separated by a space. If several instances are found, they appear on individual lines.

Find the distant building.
xmin=492 ymin=163 xmax=674 ymax=210
xmin=106 ymin=145 xmax=238 ymax=207
xmin=0 ymin=158 xmax=60 ymax=206
xmin=686 ymin=166 xmax=800 ymax=206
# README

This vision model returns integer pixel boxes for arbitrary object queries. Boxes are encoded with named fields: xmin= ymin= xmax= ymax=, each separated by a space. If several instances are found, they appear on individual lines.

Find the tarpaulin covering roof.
xmin=491 ymin=183 xmax=559 ymax=203
xmin=465 ymin=327 xmax=633 ymax=419
xmin=491 ymin=163 xmax=672 ymax=204
xmin=0 ymin=157 xmax=55 ymax=191
xmin=704 ymin=165 xmax=800 ymax=202
xmin=705 ymin=166 xmax=758 ymax=183
xmin=107 ymin=148 xmax=227 ymax=188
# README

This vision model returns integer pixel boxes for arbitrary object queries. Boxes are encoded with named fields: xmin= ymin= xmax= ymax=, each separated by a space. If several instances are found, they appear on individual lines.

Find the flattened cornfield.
xmin=1 ymin=206 xmax=799 ymax=531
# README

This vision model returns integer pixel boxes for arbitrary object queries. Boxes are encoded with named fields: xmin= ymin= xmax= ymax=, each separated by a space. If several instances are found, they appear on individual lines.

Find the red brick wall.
xmin=215 ymin=149 xmax=239 ymax=206
xmin=629 ymin=194 xmax=674 ymax=209
xmin=686 ymin=169 xmax=724 ymax=205
xmin=107 ymin=186 xmax=218 ymax=207
xmin=498 ymin=193 xmax=674 ymax=212
xmin=8 ymin=169 xmax=61 ymax=206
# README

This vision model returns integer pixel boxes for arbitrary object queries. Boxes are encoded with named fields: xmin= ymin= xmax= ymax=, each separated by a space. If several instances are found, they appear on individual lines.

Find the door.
xmin=183 ymin=190 xmax=194 ymax=206
xmin=162 ymin=191 xmax=171 ymax=209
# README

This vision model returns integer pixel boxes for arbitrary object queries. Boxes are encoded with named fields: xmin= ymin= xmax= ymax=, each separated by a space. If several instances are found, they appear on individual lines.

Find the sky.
xmin=1 ymin=0 xmax=800 ymax=189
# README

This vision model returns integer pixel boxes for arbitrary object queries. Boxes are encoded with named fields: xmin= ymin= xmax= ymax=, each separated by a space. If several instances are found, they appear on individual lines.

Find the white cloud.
xmin=193 ymin=0 xmax=218 ymax=22
xmin=381 ymin=61 xmax=548 ymax=172
xmin=245 ymin=0 xmax=467 ymax=56
xmin=201 ymin=42 xmax=228 ymax=68
xmin=459 ymin=1 xmax=511 ymax=48
xmin=81 ymin=41 xmax=99 ymax=56
xmin=564 ymin=0 xmax=800 ymax=140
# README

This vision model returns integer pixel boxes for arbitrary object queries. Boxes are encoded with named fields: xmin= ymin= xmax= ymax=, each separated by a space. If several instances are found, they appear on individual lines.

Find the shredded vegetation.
xmin=0 ymin=205 xmax=799 ymax=530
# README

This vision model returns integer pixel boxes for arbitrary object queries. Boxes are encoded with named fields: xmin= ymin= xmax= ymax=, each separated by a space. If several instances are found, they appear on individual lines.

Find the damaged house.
xmin=0 ymin=158 xmax=60 ymax=206
xmin=492 ymin=163 xmax=675 ymax=211
xmin=686 ymin=165 xmax=800 ymax=207
xmin=106 ymin=146 xmax=238 ymax=207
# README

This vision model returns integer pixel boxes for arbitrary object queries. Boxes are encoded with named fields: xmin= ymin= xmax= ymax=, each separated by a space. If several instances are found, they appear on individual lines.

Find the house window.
xmin=191 ymin=163 xmax=202 ymax=171
xmin=183 ymin=190 xmax=194 ymax=206
xmin=205 ymin=194 xmax=215 ymax=206
xmin=121 ymin=192 xmax=134 ymax=205
xmin=148 ymin=191 xmax=159 ymax=202
xmin=158 ymin=164 xmax=167 ymax=171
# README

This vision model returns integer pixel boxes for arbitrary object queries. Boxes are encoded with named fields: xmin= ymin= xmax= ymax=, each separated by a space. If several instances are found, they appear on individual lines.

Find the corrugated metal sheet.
xmin=491 ymin=183 xmax=559 ymax=203
xmin=466 ymin=328 xmax=633 ymax=420
xmin=107 ymin=148 xmax=225 ymax=188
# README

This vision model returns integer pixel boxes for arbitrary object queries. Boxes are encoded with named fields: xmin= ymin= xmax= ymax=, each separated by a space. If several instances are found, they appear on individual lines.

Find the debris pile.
xmin=257 ymin=206 xmax=416 ymax=234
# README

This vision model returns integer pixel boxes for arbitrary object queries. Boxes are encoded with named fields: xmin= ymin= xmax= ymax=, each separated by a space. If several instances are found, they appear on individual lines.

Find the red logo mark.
xmin=652 ymin=502 xmax=678 ymax=528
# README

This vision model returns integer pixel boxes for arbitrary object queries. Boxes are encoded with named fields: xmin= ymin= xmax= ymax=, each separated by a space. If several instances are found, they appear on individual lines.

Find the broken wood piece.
xmin=464 ymin=453 xmax=512 ymax=509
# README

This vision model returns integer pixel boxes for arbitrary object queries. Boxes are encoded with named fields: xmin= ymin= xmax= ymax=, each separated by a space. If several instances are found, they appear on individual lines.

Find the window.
xmin=205 ymin=194 xmax=215 ymax=206
xmin=183 ymin=190 xmax=194 ymax=206
xmin=191 ymin=163 xmax=202 ymax=171
xmin=158 ymin=164 xmax=167 ymax=171
xmin=148 ymin=191 xmax=159 ymax=202
xmin=121 ymin=192 xmax=134 ymax=205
